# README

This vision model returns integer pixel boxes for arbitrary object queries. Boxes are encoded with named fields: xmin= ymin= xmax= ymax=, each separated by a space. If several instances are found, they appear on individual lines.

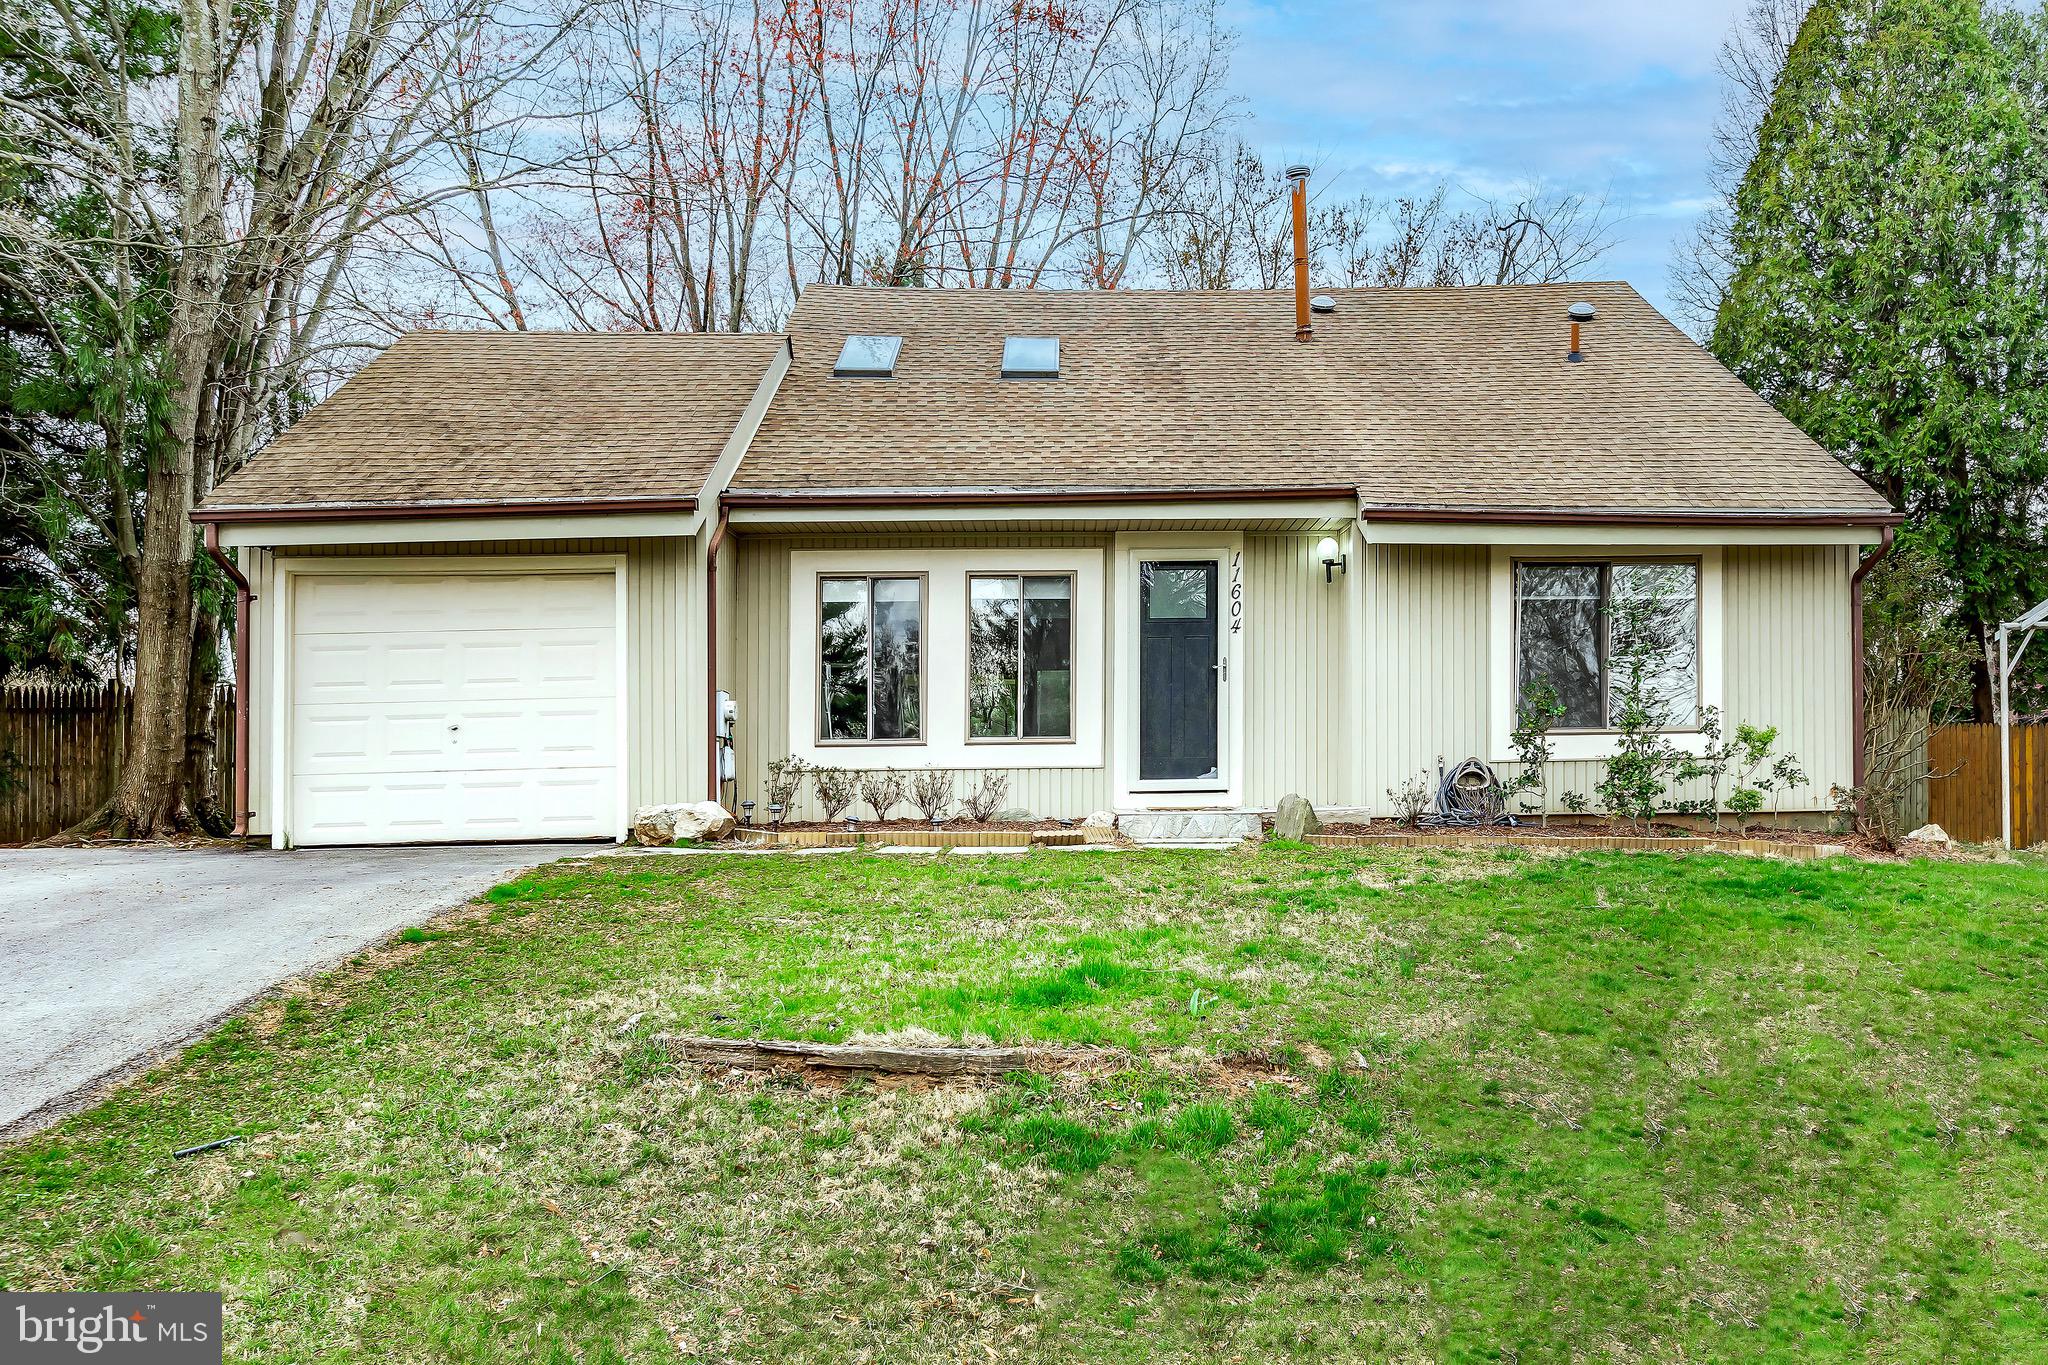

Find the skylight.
xmin=1001 ymin=335 xmax=1059 ymax=378
xmin=834 ymin=334 xmax=902 ymax=378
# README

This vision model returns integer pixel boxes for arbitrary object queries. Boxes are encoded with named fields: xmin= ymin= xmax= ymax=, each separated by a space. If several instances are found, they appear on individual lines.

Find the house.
xmin=196 ymin=252 xmax=1898 ymax=846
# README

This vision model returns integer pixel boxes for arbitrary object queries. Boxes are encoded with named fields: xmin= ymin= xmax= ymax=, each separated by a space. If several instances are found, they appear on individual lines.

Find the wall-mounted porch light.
xmin=1316 ymin=535 xmax=1348 ymax=583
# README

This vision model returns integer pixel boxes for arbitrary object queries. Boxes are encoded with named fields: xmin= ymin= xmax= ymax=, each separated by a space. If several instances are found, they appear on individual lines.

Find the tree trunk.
xmin=112 ymin=0 xmax=227 ymax=838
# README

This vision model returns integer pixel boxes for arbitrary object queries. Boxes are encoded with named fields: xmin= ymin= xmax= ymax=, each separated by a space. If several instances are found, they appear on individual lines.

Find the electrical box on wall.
xmin=716 ymin=690 xmax=737 ymax=739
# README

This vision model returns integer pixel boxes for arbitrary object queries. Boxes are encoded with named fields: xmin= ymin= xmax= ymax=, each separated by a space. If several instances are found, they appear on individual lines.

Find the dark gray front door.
xmin=1138 ymin=560 xmax=1220 ymax=782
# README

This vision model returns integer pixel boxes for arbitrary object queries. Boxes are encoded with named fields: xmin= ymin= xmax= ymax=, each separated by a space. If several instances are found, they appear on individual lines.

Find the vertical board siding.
xmin=247 ymin=537 xmax=698 ymax=836
xmin=1242 ymin=535 xmax=1353 ymax=807
xmin=1359 ymin=542 xmax=1851 ymax=817
xmin=1360 ymin=544 xmax=1492 ymax=810
xmin=1929 ymin=723 xmax=2048 ymax=846
xmin=730 ymin=533 xmax=1113 ymax=820
xmin=1722 ymin=545 xmax=1853 ymax=812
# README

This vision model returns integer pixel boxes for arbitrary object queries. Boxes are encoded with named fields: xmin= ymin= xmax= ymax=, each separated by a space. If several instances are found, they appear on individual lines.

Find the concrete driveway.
xmin=0 ymin=843 xmax=586 ymax=1136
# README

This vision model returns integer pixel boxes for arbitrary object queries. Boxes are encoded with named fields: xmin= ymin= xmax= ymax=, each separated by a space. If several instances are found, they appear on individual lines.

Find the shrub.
xmin=1385 ymin=770 xmax=1430 ymax=826
xmin=811 ymin=765 xmax=858 ymax=822
xmin=909 ymin=767 xmax=954 ymax=823
xmin=1852 ymin=546 xmax=1974 ymax=849
xmin=1594 ymin=577 xmax=1687 ymax=832
xmin=1727 ymin=722 xmax=1805 ymax=834
xmin=763 ymin=756 xmax=807 ymax=823
xmin=858 ymin=768 xmax=906 ymax=822
xmin=1507 ymin=680 xmax=1564 ymax=826
xmin=961 ymin=771 xmax=1010 ymax=823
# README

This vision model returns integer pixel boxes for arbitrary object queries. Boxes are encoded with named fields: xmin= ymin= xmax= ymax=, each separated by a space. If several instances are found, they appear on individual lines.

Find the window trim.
xmin=815 ymin=571 xmax=928 ymax=746
xmin=964 ymin=571 xmax=1078 ymax=745
xmin=1510 ymin=555 xmax=1704 ymax=736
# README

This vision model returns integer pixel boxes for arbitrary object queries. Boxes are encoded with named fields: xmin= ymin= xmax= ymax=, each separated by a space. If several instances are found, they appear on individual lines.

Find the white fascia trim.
xmin=1366 ymin=521 xmax=1888 ymax=547
xmin=697 ymin=340 xmax=790 ymax=510
xmin=219 ymin=511 xmax=699 ymax=548
xmin=786 ymin=546 xmax=1107 ymax=770
xmin=1487 ymin=545 xmax=1725 ymax=764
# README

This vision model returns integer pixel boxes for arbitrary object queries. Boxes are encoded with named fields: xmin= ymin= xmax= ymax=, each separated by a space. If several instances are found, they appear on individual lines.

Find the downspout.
xmin=705 ymin=501 xmax=731 ymax=803
xmin=1849 ymin=524 xmax=1895 ymax=788
xmin=202 ymin=522 xmax=253 ymax=837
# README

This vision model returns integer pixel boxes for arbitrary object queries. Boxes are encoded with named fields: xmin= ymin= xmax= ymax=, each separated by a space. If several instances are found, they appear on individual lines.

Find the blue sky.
xmin=1225 ymin=0 xmax=1747 ymax=321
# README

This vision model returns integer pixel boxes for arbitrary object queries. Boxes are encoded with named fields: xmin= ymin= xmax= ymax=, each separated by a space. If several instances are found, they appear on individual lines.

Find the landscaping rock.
xmin=1273 ymin=794 xmax=1321 ymax=841
xmin=1082 ymin=810 xmax=1118 ymax=831
xmin=1905 ymin=823 xmax=1952 ymax=845
xmin=993 ymin=807 xmax=1034 ymax=822
xmin=632 ymin=801 xmax=736 ymax=845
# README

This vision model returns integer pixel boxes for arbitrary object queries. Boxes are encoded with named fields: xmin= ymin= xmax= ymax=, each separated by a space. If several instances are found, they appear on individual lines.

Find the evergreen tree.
xmin=1711 ymin=0 xmax=2048 ymax=719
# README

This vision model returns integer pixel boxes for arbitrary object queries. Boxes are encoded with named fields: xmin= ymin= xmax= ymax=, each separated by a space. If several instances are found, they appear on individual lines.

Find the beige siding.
xmin=729 ymin=533 xmax=1112 ymax=820
xmin=1242 ymin=535 xmax=1356 ymax=808
xmin=1358 ymin=542 xmax=1852 ymax=816
xmin=1722 ymin=544 xmax=1854 ymax=810
xmin=245 ymin=537 xmax=702 ymax=838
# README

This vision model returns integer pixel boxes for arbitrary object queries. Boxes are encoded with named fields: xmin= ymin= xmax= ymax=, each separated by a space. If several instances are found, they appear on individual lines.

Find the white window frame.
xmin=788 ymin=548 xmax=1104 ymax=769
xmin=1488 ymin=544 xmax=1722 ymax=763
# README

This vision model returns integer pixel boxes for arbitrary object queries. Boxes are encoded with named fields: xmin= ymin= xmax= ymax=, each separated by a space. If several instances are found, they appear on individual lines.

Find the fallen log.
xmin=662 ymin=1035 xmax=1102 ymax=1078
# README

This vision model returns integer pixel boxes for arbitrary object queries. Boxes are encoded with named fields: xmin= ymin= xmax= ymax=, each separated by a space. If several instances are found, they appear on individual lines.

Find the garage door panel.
xmin=291 ymin=768 xmax=615 ymax=843
xmin=288 ymin=568 xmax=621 ymax=845
xmin=293 ymin=701 xmax=616 ymax=775
xmin=295 ymin=572 xmax=614 ymax=635
xmin=292 ymin=629 xmax=614 ymax=706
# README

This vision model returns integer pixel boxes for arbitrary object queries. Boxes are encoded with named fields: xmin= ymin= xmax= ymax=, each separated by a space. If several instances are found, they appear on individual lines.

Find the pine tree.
xmin=1711 ymin=0 xmax=2048 ymax=719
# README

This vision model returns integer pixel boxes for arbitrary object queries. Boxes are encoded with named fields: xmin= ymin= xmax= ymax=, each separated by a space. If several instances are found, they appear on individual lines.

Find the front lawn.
xmin=4 ymin=846 xmax=2047 ymax=1361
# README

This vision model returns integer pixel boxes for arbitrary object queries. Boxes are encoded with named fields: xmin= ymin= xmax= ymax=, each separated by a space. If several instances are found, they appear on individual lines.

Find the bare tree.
xmin=1669 ymin=0 xmax=1811 ymax=335
xmin=1155 ymin=145 xmax=1619 ymax=292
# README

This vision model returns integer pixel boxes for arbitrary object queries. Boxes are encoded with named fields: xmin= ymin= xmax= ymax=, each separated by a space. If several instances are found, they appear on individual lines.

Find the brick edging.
xmin=1304 ymin=832 xmax=1843 ymax=859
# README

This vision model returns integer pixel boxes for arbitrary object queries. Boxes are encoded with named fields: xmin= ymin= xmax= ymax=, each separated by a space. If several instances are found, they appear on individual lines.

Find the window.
xmin=1001 ymin=335 xmax=1059 ymax=378
xmin=968 ymin=574 xmax=1073 ymax=740
xmin=820 ymin=576 xmax=922 ymax=741
xmin=834 ymin=334 xmax=902 ymax=377
xmin=1515 ymin=560 xmax=1699 ymax=730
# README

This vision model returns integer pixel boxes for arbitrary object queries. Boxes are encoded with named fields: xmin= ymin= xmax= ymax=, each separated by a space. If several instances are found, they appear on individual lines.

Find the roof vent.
xmin=1309 ymin=294 xmax=1336 ymax=314
xmin=1567 ymin=301 xmax=1597 ymax=322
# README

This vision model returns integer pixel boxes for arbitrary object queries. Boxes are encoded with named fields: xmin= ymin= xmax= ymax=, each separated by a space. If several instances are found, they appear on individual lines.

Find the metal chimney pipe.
xmin=1287 ymin=164 xmax=1312 ymax=342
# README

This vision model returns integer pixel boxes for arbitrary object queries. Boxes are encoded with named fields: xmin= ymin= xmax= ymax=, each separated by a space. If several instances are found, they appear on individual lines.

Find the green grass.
xmin=6 ymin=844 xmax=2048 ymax=1361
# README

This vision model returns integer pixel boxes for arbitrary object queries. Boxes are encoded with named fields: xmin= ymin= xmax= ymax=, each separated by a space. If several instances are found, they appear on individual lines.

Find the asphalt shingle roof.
xmin=203 ymin=331 xmax=787 ymax=511
xmin=738 ymin=282 xmax=1892 ymax=517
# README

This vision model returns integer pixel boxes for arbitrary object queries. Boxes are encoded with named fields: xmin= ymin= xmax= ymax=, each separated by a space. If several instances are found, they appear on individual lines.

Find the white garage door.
xmin=289 ymin=570 xmax=619 ymax=845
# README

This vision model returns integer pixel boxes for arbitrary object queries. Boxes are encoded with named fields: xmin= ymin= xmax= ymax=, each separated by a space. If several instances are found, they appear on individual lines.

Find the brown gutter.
xmin=1362 ymin=506 xmax=1906 ymax=528
xmin=723 ymin=486 xmax=1358 ymax=509
xmin=201 ymin=522 xmax=254 ymax=838
xmin=1849 ymin=524 xmax=1896 ymax=788
xmin=191 ymin=496 xmax=698 ymax=524
xmin=705 ymin=503 xmax=731 ymax=803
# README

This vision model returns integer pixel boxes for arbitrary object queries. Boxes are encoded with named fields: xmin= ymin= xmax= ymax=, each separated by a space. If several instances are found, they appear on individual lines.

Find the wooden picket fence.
xmin=0 ymin=682 xmax=235 ymax=843
xmin=1927 ymin=723 xmax=2048 ymax=847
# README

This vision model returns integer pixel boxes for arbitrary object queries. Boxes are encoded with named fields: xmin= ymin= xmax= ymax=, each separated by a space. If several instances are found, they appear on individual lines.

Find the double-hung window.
xmin=819 ymin=575 xmax=923 ymax=741
xmin=1515 ymin=560 xmax=1700 ymax=730
xmin=967 ymin=574 xmax=1074 ymax=740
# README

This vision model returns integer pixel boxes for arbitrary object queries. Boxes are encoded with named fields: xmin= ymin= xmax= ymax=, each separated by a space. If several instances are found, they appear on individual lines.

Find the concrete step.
xmin=1117 ymin=810 xmax=1262 ymax=846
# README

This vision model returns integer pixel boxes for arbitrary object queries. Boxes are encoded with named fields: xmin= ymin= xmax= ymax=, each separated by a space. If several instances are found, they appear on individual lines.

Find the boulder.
xmin=1904 ymin=822 xmax=1951 ymax=846
xmin=1273 ymin=793 xmax=1322 ymax=841
xmin=633 ymin=801 xmax=736 ymax=845
xmin=1081 ymin=810 xmax=1118 ymax=831
xmin=993 ymin=806 xmax=1034 ymax=823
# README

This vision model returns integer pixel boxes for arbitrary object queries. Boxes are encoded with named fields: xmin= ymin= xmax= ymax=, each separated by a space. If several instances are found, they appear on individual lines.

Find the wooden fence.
xmin=0 ymin=683 xmax=235 ymax=843
xmin=1927 ymin=723 xmax=2048 ymax=847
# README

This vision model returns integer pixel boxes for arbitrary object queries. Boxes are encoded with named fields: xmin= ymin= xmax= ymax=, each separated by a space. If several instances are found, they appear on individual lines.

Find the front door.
xmin=1138 ymin=560 xmax=1221 ymax=783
